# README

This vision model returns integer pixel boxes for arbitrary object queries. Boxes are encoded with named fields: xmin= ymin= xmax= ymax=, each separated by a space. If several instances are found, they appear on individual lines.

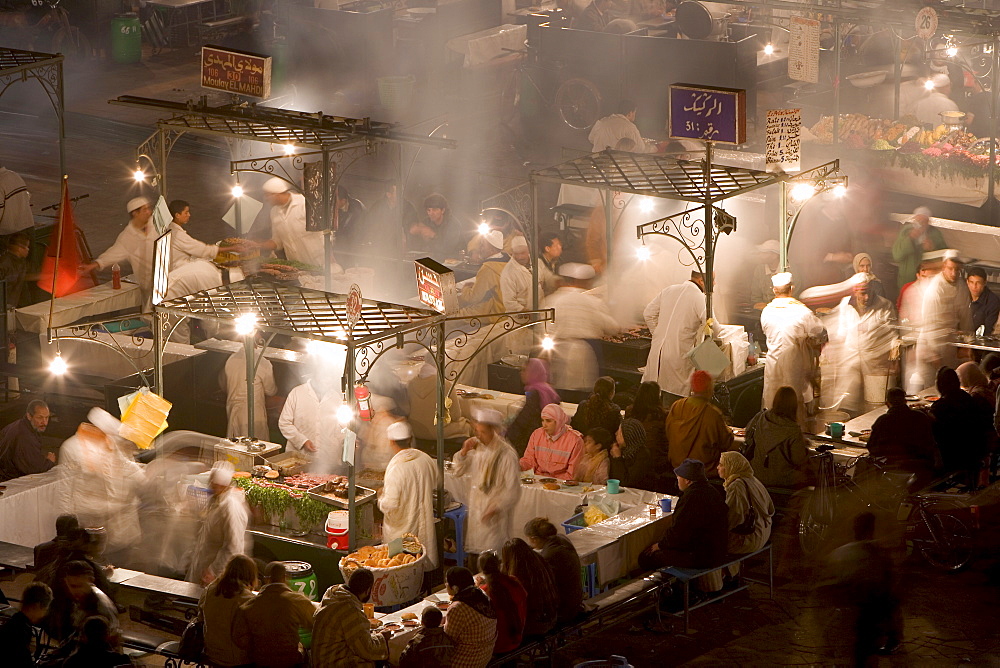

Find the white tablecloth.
xmin=16 ymin=282 xmax=143 ymax=333
xmin=568 ymin=504 xmax=674 ymax=586
xmin=0 ymin=468 xmax=70 ymax=547
xmin=445 ymin=24 xmax=527 ymax=67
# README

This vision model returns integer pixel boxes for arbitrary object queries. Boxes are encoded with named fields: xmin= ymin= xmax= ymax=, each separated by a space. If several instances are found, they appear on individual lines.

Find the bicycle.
xmin=498 ymin=47 xmax=603 ymax=132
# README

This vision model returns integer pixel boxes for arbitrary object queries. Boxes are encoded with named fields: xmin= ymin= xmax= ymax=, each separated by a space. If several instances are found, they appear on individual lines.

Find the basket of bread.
xmin=339 ymin=533 xmax=426 ymax=606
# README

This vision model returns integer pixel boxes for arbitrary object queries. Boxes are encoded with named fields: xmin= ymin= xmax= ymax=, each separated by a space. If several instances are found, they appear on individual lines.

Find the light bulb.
xmin=946 ymin=46 xmax=958 ymax=57
xmin=133 ymin=169 xmax=145 ymax=182
xmin=763 ymin=43 xmax=774 ymax=56
xmin=283 ymin=143 xmax=296 ymax=155
xmin=636 ymin=246 xmax=651 ymax=261
xmin=336 ymin=403 xmax=354 ymax=425
xmin=231 ymin=184 xmax=244 ymax=198
xmin=234 ymin=312 xmax=258 ymax=336
xmin=924 ymin=78 xmax=936 ymax=91
xmin=638 ymin=197 xmax=655 ymax=214
xmin=49 ymin=354 xmax=67 ymax=375
xmin=478 ymin=222 xmax=491 ymax=236
xmin=541 ymin=335 xmax=555 ymax=351
xmin=832 ymin=183 xmax=847 ymax=198
xmin=790 ymin=183 xmax=816 ymax=202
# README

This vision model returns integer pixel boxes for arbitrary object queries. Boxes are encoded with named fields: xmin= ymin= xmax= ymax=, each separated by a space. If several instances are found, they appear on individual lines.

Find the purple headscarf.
xmin=523 ymin=358 xmax=560 ymax=407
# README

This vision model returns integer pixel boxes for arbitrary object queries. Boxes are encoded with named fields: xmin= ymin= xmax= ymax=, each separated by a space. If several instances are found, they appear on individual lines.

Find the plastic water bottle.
xmin=111 ymin=263 xmax=121 ymax=289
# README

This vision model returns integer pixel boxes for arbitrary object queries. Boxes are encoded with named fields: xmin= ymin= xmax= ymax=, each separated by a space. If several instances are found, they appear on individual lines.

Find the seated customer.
xmin=520 ymin=404 xmax=584 ymax=478
xmin=665 ymin=371 xmax=735 ymax=478
xmin=638 ymin=459 xmax=728 ymax=578
xmin=62 ymin=616 xmax=131 ymax=668
xmin=237 ymin=561 xmax=316 ymax=668
xmin=609 ymin=418 xmax=650 ymax=490
xmin=718 ymin=451 xmax=774 ymax=558
xmin=34 ymin=513 xmax=79 ymax=575
xmin=931 ymin=366 xmax=993 ymax=483
xmin=507 ymin=359 xmax=561 ymax=455
xmin=524 ymin=517 xmax=583 ymax=624
xmin=199 ymin=555 xmax=257 ymax=668
xmin=0 ymin=399 xmax=54 ymax=482
xmin=399 ymin=606 xmax=454 ymax=668
xmin=867 ymin=387 xmax=940 ymax=484
xmin=45 ymin=560 xmax=118 ymax=643
xmin=477 ymin=552 xmax=527 ymax=655
xmin=312 ymin=567 xmax=390 ymax=667
xmin=742 ymin=385 xmax=812 ymax=489
xmin=443 ymin=567 xmax=498 ymax=668
xmin=0 ymin=581 xmax=52 ymax=668
xmin=571 ymin=376 xmax=622 ymax=436
xmin=624 ymin=381 xmax=669 ymax=490
xmin=500 ymin=538 xmax=558 ymax=638
xmin=573 ymin=427 xmax=612 ymax=484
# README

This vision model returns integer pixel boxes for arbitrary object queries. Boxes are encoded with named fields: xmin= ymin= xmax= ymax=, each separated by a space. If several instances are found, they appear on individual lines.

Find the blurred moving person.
xmin=224 ymin=340 xmax=277 ymax=439
xmin=891 ymin=206 xmax=944 ymax=292
xmin=187 ymin=462 xmax=250 ymax=586
xmin=256 ymin=177 xmax=328 ymax=271
xmin=379 ymin=421 xmax=440 ymax=568
xmin=913 ymin=251 xmax=972 ymax=393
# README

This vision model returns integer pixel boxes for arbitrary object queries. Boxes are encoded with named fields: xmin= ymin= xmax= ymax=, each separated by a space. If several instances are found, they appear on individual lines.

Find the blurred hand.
xmin=46 ymin=452 xmax=56 ymax=463
xmin=303 ymin=440 xmax=317 ymax=453
xmin=79 ymin=262 xmax=99 ymax=274
xmin=462 ymin=437 xmax=479 ymax=454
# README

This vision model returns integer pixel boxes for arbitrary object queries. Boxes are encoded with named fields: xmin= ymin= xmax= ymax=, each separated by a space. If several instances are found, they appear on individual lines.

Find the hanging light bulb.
xmin=832 ymin=183 xmax=847 ymax=198
xmin=231 ymin=184 xmax=244 ymax=198
xmin=636 ymin=246 xmax=651 ymax=261
xmin=541 ymin=335 xmax=555 ymax=351
xmin=133 ymin=169 xmax=146 ymax=182
xmin=49 ymin=353 xmax=68 ymax=376
xmin=763 ymin=43 xmax=775 ymax=56
xmin=924 ymin=78 xmax=936 ymax=91
xmin=946 ymin=45 xmax=958 ymax=57
xmin=234 ymin=312 xmax=258 ymax=336
xmin=638 ymin=197 xmax=655 ymax=214
xmin=478 ymin=222 xmax=491 ymax=236
xmin=790 ymin=183 xmax=816 ymax=202
xmin=336 ymin=403 xmax=354 ymax=425
xmin=283 ymin=143 xmax=296 ymax=156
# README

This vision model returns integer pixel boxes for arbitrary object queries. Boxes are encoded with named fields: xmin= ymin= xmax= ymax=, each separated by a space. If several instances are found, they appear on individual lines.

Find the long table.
xmin=0 ymin=469 xmax=69 ymax=548
xmin=15 ymin=282 xmax=142 ymax=333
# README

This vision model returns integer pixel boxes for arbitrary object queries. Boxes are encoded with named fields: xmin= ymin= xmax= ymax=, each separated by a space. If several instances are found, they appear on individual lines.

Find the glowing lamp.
xmin=49 ymin=354 xmax=68 ymax=376
xmin=133 ymin=169 xmax=145 ymax=183
xmin=541 ymin=335 xmax=555 ymax=351
xmin=790 ymin=183 xmax=816 ymax=202
xmin=636 ymin=246 xmax=651 ymax=261
xmin=832 ymin=183 xmax=847 ymax=198
xmin=946 ymin=46 xmax=958 ymax=57
xmin=477 ymin=222 xmax=491 ymax=236
xmin=763 ymin=43 xmax=774 ymax=56
xmin=336 ymin=403 xmax=354 ymax=425
xmin=231 ymin=184 xmax=244 ymax=198
xmin=638 ymin=197 xmax=655 ymax=214
xmin=283 ymin=143 xmax=296 ymax=156
xmin=924 ymin=78 xmax=936 ymax=91
xmin=234 ymin=312 xmax=258 ymax=336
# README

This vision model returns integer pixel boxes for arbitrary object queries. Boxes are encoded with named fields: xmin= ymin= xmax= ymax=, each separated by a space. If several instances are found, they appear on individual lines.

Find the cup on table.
xmin=659 ymin=497 xmax=672 ymax=513
xmin=364 ymin=603 xmax=375 ymax=619
xmin=827 ymin=422 xmax=845 ymax=439
xmin=606 ymin=479 xmax=620 ymax=494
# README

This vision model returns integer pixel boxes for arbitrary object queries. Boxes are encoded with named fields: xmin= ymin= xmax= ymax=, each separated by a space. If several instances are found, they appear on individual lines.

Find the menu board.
xmin=788 ymin=16 xmax=821 ymax=84
xmin=668 ymin=84 xmax=746 ymax=145
xmin=414 ymin=258 xmax=457 ymax=315
xmin=303 ymin=160 xmax=337 ymax=232
xmin=765 ymin=108 xmax=802 ymax=173
xmin=201 ymin=46 xmax=272 ymax=99
xmin=152 ymin=230 xmax=172 ymax=307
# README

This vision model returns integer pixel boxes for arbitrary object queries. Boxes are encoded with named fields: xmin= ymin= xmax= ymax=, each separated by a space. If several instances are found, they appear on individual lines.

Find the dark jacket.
xmin=540 ymin=535 xmax=584 ymax=623
xmin=742 ymin=409 xmax=811 ymax=489
xmin=970 ymin=285 xmax=1000 ymax=334
xmin=868 ymin=405 xmax=940 ymax=473
xmin=0 ymin=417 xmax=53 ymax=482
xmin=507 ymin=391 xmax=545 ymax=456
xmin=398 ymin=625 xmax=454 ymax=668
xmin=657 ymin=480 xmax=729 ymax=568
xmin=931 ymin=389 xmax=993 ymax=473
xmin=33 ymin=537 xmax=64 ymax=575
xmin=62 ymin=647 xmax=133 ymax=668
xmin=571 ymin=398 xmax=622 ymax=437
xmin=0 ymin=611 xmax=35 ymax=668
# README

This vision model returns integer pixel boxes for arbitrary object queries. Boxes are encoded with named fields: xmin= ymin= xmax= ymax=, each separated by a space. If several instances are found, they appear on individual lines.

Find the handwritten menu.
xmin=201 ymin=45 xmax=272 ymax=99
xmin=788 ymin=16 xmax=820 ymax=84
xmin=765 ymin=108 xmax=802 ymax=173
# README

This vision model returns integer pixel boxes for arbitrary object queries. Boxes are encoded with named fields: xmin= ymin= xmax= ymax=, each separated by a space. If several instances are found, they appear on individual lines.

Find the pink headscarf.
xmin=541 ymin=403 xmax=569 ymax=439
xmin=523 ymin=358 xmax=560 ymax=407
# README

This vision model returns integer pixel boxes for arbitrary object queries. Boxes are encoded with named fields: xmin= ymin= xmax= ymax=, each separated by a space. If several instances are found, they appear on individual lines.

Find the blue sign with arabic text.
xmin=668 ymin=84 xmax=746 ymax=145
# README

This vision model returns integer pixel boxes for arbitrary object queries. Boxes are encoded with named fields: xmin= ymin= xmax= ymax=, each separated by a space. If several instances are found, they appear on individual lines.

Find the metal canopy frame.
xmin=0 ymin=47 xmax=65 ymax=178
xmin=153 ymin=277 xmax=554 ymax=552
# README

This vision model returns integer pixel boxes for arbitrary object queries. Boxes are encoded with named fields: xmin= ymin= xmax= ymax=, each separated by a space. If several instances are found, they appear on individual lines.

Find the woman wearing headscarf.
xmin=519 ymin=404 xmax=584 ymax=479
xmin=506 ymin=358 xmax=561 ymax=455
xmin=957 ymin=361 xmax=996 ymax=413
xmin=571 ymin=376 xmax=622 ymax=436
xmin=718 ymin=451 xmax=774 ymax=557
xmin=624 ymin=381 xmax=669 ymax=488
xmin=609 ymin=418 xmax=655 ymax=490
xmin=743 ymin=385 xmax=812 ymax=489
xmin=852 ymin=252 xmax=885 ymax=300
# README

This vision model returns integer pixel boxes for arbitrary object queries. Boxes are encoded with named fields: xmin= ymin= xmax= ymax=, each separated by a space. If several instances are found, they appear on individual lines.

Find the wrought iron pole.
xmin=779 ymin=181 xmax=789 ymax=271
xmin=833 ymin=21 xmax=841 ymax=147
xmin=989 ymin=36 xmax=999 ymax=222
xmin=531 ymin=178 xmax=540 ymax=310
xmin=152 ymin=312 xmax=164 ymax=394
xmin=345 ymin=341 xmax=357 ymax=551
xmin=57 ymin=60 xmax=65 ymax=180
xmin=323 ymin=149 xmax=333 ymax=291
xmin=243 ymin=334 xmax=255 ymax=439
xmin=435 ymin=321 xmax=446 ymax=563
xmin=704 ymin=141 xmax=714 ymax=318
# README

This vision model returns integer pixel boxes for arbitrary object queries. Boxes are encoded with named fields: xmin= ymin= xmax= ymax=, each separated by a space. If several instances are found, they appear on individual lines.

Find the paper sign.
xmin=765 ymin=108 xmax=802 ymax=173
xmin=788 ymin=16 xmax=821 ymax=84
xmin=117 ymin=389 xmax=141 ymax=417
xmin=915 ymin=6 xmax=938 ymax=40
xmin=153 ymin=196 xmax=172 ymax=236
xmin=222 ymin=195 xmax=263 ymax=234
xmin=387 ymin=537 xmax=404 ymax=557
xmin=342 ymin=428 xmax=357 ymax=465
xmin=152 ymin=230 xmax=172 ymax=306
xmin=668 ymin=84 xmax=747 ymax=145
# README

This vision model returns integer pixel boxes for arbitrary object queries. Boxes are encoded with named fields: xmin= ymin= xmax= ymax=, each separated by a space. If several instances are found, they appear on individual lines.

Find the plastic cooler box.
xmin=326 ymin=510 xmax=349 ymax=550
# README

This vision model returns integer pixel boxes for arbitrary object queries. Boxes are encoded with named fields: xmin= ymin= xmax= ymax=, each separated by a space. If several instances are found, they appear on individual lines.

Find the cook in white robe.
xmin=279 ymin=378 xmax=347 ymax=475
xmin=187 ymin=464 xmax=250 ymax=584
xmin=760 ymin=297 xmax=827 ymax=409
xmin=543 ymin=286 xmax=619 ymax=392
xmin=379 ymin=427 xmax=440 ymax=567
xmin=169 ymin=221 xmax=219 ymax=269
xmin=269 ymin=192 xmax=328 ymax=270
xmin=642 ymin=278 xmax=718 ymax=397
xmin=826 ymin=290 xmax=898 ymax=413
xmin=452 ymin=430 xmax=522 ymax=554
xmin=914 ymin=269 xmax=972 ymax=391
xmin=92 ymin=218 xmax=157 ymax=295
xmin=224 ymin=346 xmax=277 ymax=438
xmin=500 ymin=257 xmax=532 ymax=312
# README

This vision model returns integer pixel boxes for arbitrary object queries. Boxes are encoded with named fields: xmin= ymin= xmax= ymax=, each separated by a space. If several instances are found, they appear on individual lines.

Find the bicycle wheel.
xmin=917 ymin=512 xmax=973 ymax=572
xmin=554 ymin=77 xmax=602 ymax=130
xmin=499 ymin=69 xmax=522 ymax=126
xmin=798 ymin=494 xmax=833 ymax=555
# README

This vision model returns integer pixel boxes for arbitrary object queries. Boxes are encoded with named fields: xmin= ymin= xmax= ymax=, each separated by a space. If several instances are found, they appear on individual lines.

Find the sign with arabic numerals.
xmin=668 ymin=84 xmax=746 ymax=145
xmin=201 ymin=45 xmax=272 ymax=99
xmin=346 ymin=283 xmax=363 ymax=333
xmin=915 ymin=6 xmax=938 ymax=41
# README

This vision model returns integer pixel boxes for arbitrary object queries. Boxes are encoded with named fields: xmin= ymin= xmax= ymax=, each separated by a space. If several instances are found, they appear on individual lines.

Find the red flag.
xmin=37 ymin=178 xmax=82 ymax=297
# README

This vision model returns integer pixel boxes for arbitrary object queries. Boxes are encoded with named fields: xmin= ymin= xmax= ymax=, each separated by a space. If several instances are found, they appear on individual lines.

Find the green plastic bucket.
xmin=112 ymin=15 xmax=142 ymax=64
xmin=284 ymin=560 xmax=319 ymax=601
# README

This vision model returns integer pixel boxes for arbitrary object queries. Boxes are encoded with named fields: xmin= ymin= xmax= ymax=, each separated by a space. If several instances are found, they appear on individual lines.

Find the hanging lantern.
xmin=354 ymin=382 xmax=373 ymax=421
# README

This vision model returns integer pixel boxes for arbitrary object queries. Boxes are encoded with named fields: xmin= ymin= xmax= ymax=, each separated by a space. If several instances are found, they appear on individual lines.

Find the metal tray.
xmin=307 ymin=482 xmax=376 ymax=509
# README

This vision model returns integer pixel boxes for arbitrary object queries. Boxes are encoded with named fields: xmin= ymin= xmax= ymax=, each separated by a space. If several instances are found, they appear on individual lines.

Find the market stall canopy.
xmin=155 ymin=277 xmax=441 ymax=345
xmin=531 ymin=149 xmax=786 ymax=202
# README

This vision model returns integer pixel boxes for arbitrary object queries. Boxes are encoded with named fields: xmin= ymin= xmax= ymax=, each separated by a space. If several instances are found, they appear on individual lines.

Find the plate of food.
xmin=731 ymin=428 xmax=746 ymax=437
xmin=436 ymin=601 xmax=451 ymax=610
xmin=521 ymin=477 xmax=535 ymax=484
xmin=382 ymin=622 xmax=401 ymax=632
xmin=924 ymin=395 xmax=940 ymax=402
xmin=543 ymin=483 xmax=561 ymax=490
xmin=401 ymin=612 xmax=418 ymax=622
xmin=562 ymin=480 xmax=579 ymax=487
xmin=403 ymin=619 xmax=420 ymax=627
xmin=538 ymin=478 xmax=557 ymax=484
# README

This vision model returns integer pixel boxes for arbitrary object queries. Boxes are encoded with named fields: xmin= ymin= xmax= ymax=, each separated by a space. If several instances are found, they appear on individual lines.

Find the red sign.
xmin=201 ymin=45 xmax=272 ymax=99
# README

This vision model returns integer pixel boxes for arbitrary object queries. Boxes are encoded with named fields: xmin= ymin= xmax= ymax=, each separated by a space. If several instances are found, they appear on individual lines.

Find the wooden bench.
xmin=658 ymin=544 xmax=773 ymax=634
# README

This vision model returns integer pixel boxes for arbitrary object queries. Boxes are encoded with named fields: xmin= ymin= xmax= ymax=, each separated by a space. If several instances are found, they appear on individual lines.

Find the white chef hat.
xmin=510 ymin=235 xmax=529 ymax=251
xmin=771 ymin=272 xmax=793 ymax=288
xmin=849 ymin=272 xmax=870 ymax=287
xmin=559 ymin=262 xmax=596 ymax=280
xmin=484 ymin=230 xmax=504 ymax=251
xmin=88 ymin=407 xmax=122 ymax=438
xmin=386 ymin=421 xmax=412 ymax=442
xmin=209 ymin=460 xmax=235 ymax=486
xmin=473 ymin=408 xmax=504 ymax=426
xmin=263 ymin=177 xmax=291 ymax=194
xmin=942 ymin=248 xmax=965 ymax=263
xmin=912 ymin=205 xmax=932 ymax=218
xmin=757 ymin=239 xmax=780 ymax=254
xmin=126 ymin=196 xmax=150 ymax=214
xmin=929 ymin=73 xmax=951 ymax=89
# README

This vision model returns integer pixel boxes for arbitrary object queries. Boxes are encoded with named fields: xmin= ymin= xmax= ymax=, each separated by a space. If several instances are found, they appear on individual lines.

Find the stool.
xmin=442 ymin=504 xmax=468 ymax=568
xmin=583 ymin=563 xmax=598 ymax=598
